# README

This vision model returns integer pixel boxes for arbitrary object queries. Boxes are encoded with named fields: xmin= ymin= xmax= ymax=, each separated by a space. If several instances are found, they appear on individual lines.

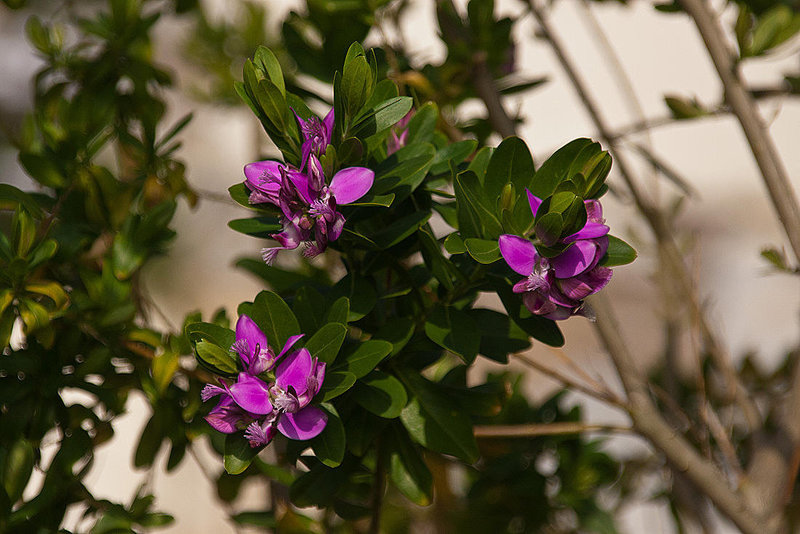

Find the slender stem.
xmin=513 ymin=352 xmax=626 ymax=407
xmin=474 ymin=422 xmax=632 ymax=438
xmin=527 ymin=0 xmax=761 ymax=430
xmin=677 ymin=0 xmax=800 ymax=263
xmin=590 ymin=293 xmax=766 ymax=534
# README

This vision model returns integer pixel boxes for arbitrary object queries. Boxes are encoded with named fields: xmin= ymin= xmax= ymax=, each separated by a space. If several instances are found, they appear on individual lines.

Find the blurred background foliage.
xmin=0 ymin=0 xmax=799 ymax=532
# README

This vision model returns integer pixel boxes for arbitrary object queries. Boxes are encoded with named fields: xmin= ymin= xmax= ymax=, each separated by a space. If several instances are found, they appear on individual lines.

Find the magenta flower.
xmin=295 ymin=108 xmax=334 ymax=168
xmin=244 ymin=348 xmax=327 ymax=446
xmin=200 ymin=315 xmax=327 ymax=447
xmin=387 ymin=109 xmax=413 ymax=156
xmin=244 ymin=154 xmax=374 ymax=264
xmin=498 ymin=191 xmax=613 ymax=320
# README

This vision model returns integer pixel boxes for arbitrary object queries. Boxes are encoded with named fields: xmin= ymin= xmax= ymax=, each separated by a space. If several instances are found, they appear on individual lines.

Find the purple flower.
xmin=387 ymin=109 xmax=413 ymax=156
xmin=244 ymin=348 xmax=327 ymax=446
xmin=295 ymin=108 xmax=334 ymax=168
xmin=498 ymin=191 xmax=613 ymax=320
xmin=201 ymin=316 xmax=327 ymax=447
xmin=244 ymin=154 xmax=374 ymax=265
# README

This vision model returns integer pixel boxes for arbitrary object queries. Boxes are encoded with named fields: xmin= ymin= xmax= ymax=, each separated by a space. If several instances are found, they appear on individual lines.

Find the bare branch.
xmin=590 ymin=294 xmax=767 ymax=534
xmin=474 ymin=422 xmax=632 ymax=438
xmin=677 ymin=0 xmax=800 ymax=263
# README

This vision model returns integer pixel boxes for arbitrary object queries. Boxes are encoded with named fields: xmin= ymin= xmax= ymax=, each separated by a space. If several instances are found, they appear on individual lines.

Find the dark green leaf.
xmin=350 ymin=96 xmax=413 ymax=137
xmin=227 ymin=217 xmax=281 ymax=238
xmin=224 ymin=433 xmax=262 ymax=475
xmin=318 ymin=371 xmax=357 ymax=402
xmin=335 ymin=340 xmax=393 ymax=378
xmin=311 ymin=404 xmax=345 ymax=468
xmin=424 ymin=306 xmax=480 ymax=364
xmin=304 ymin=323 xmax=347 ymax=364
xmin=464 ymin=238 xmax=501 ymax=264
xmin=388 ymin=422 xmax=433 ymax=506
xmin=353 ymin=371 xmax=408 ymax=419
xmin=598 ymin=235 xmax=637 ymax=267
xmin=239 ymin=291 xmax=300 ymax=349
xmin=484 ymin=136 xmax=535 ymax=200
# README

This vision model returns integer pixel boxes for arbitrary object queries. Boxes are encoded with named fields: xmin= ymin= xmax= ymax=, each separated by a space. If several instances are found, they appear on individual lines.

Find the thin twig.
xmin=474 ymin=422 xmax=632 ymax=438
xmin=527 ymin=0 xmax=761 ymax=431
xmin=677 ymin=0 xmax=800 ymax=263
xmin=590 ymin=293 xmax=765 ymax=534
xmin=513 ymin=352 xmax=626 ymax=407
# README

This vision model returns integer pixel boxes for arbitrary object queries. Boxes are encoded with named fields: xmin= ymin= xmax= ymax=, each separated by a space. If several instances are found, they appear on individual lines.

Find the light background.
xmin=1 ymin=0 xmax=799 ymax=531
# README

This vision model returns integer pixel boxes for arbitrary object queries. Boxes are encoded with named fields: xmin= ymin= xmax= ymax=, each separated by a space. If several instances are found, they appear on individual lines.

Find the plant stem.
xmin=677 ymin=0 xmax=800 ymax=263
xmin=474 ymin=422 xmax=631 ymax=438
xmin=590 ymin=293 xmax=767 ymax=534
xmin=527 ymin=0 xmax=761 ymax=430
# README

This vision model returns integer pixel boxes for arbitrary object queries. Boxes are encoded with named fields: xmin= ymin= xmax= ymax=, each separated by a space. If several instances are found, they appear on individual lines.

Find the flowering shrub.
xmin=187 ymin=43 xmax=636 ymax=512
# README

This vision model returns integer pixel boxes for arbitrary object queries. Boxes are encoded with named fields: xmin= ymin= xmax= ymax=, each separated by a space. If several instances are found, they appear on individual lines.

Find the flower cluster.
xmin=244 ymin=109 xmax=375 ymax=264
xmin=499 ymin=191 xmax=612 ymax=320
xmin=201 ymin=315 xmax=327 ymax=447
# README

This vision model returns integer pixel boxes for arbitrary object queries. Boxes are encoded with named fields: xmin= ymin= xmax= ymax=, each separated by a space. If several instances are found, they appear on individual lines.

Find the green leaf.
xmin=0 ymin=184 xmax=44 ymax=218
xmin=424 ymin=306 xmax=480 ymax=364
xmin=350 ymin=96 xmax=413 ymax=138
xmin=372 ymin=142 xmax=436 ymax=198
xmin=254 ymin=46 xmax=285 ymax=95
xmin=533 ymin=212 xmax=563 ymax=247
xmin=311 ymin=404 xmax=345 ymax=468
xmin=388 ymin=422 xmax=433 ymax=506
xmin=19 ymin=153 xmax=66 ymax=188
xmin=325 ymin=296 xmax=350 ymax=325
xmin=430 ymin=140 xmax=477 ymax=175
xmin=374 ymin=319 xmax=415 ymax=356
xmin=468 ymin=146 xmax=494 ymax=180
xmin=407 ymin=102 xmax=437 ymax=144
xmin=134 ymin=412 xmax=166 ymax=468
xmin=231 ymin=511 xmax=276 ymax=528
xmin=598 ymin=235 xmax=637 ymax=267
xmin=330 ymin=275 xmax=375 ymax=321
xmin=341 ymin=53 xmax=373 ymax=118
xmin=664 ymin=95 xmax=708 ymax=120
xmin=468 ymin=308 xmax=530 ymax=363
xmin=224 ymin=433 xmax=262 ymax=475
xmin=368 ymin=211 xmax=431 ymax=249
xmin=2 ymin=439 xmax=34 ymax=502
xmin=318 ymin=371 xmax=357 ymax=402
xmin=304 ymin=323 xmax=347 ymax=365
xmin=530 ymin=138 xmax=594 ymax=198
xmin=334 ymin=340 xmax=393 ymax=378
xmin=185 ymin=322 xmax=236 ymax=349
xmin=293 ymin=286 xmax=327 ymax=333
xmin=227 ymin=217 xmax=281 ymax=238
xmin=353 ymin=371 xmax=408 ymax=418
xmin=492 ymin=278 xmax=564 ymax=347
xmin=464 ymin=238 xmax=501 ymax=264
xmin=455 ymin=170 xmax=503 ymax=239
xmin=345 ymin=192 xmax=394 ymax=207
xmin=239 ymin=291 xmax=300 ymax=349
xmin=397 ymin=369 xmax=479 ymax=463
xmin=443 ymin=233 xmax=466 ymax=254
xmin=195 ymin=341 xmax=238 ymax=376
xmin=484 ymin=136 xmax=535 ymax=200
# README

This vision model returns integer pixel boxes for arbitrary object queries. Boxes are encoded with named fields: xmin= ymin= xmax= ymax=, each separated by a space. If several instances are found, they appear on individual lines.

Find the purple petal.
xmin=277 ymin=406 xmax=328 ymax=440
xmin=329 ymin=167 xmax=374 ymax=204
xmin=286 ymin=169 xmax=313 ymax=204
xmin=584 ymin=200 xmax=604 ymax=223
xmin=544 ymin=306 xmax=574 ymax=321
xmin=277 ymin=334 xmax=305 ymax=360
xmin=323 ymin=108 xmax=334 ymax=146
xmin=522 ymin=291 xmax=557 ymax=316
xmin=235 ymin=315 xmax=268 ymax=367
xmin=228 ymin=373 xmax=273 ymax=415
xmin=205 ymin=397 xmax=244 ymax=434
xmin=558 ymin=266 xmax=613 ymax=301
xmin=527 ymin=189 xmax=543 ymax=218
xmin=499 ymin=234 xmax=538 ymax=276
xmin=245 ymin=161 xmax=283 ymax=191
xmin=563 ymin=222 xmax=610 ymax=243
xmin=550 ymin=240 xmax=598 ymax=278
xmin=276 ymin=348 xmax=313 ymax=396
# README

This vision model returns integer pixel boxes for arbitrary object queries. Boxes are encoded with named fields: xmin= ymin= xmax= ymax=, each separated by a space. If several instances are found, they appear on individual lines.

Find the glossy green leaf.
xmin=304 ymin=323 xmax=347 ymax=364
xmin=388 ymin=422 xmax=433 ymax=506
xmin=398 ymin=369 xmax=479 ymax=463
xmin=353 ymin=371 xmax=408 ymax=418
xmin=424 ymin=306 xmax=480 ymax=364
xmin=227 ymin=217 xmax=281 ymax=238
xmin=239 ymin=291 xmax=300 ymax=349
xmin=335 ymin=339 xmax=392 ymax=378
xmin=224 ymin=433 xmax=262 ymax=475
xmin=484 ymin=136 xmax=535 ymax=200
xmin=318 ymin=371 xmax=357 ymax=402
xmin=464 ymin=238 xmax=501 ymax=264
xmin=598 ymin=235 xmax=638 ymax=267
xmin=350 ymin=96 xmax=413 ymax=138
xmin=310 ymin=404 xmax=345 ymax=468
